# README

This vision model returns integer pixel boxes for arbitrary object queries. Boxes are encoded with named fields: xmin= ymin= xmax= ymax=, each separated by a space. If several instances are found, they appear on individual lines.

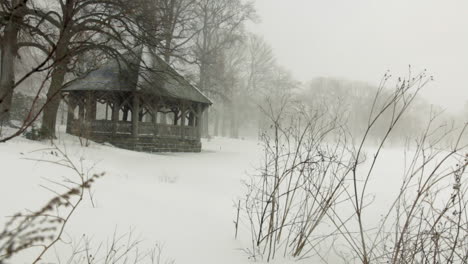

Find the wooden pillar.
xmin=138 ymin=109 xmax=144 ymax=122
xmin=188 ymin=111 xmax=195 ymax=127
xmin=132 ymin=93 xmax=140 ymax=138
xmin=152 ymin=100 xmax=159 ymax=137
xmin=66 ymin=94 xmax=76 ymax=134
xmin=161 ymin=109 xmax=167 ymax=125
xmin=122 ymin=106 xmax=129 ymax=121
xmin=85 ymin=91 xmax=96 ymax=121
xmin=105 ymin=103 xmax=109 ymax=120
xmin=159 ymin=99 xmax=167 ymax=125
xmin=152 ymin=108 xmax=157 ymax=123
xmin=173 ymin=109 xmax=178 ymax=126
xmin=180 ymin=103 xmax=186 ymax=139
xmin=90 ymin=93 xmax=97 ymax=120
xmin=197 ymin=103 xmax=204 ymax=139
xmin=202 ymin=107 xmax=209 ymax=137
xmin=112 ymin=96 xmax=120 ymax=136
xmin=78 ymin=99 xmax=85 ymax=121
xmin=77 ymin=96 xmax=85 ymax=136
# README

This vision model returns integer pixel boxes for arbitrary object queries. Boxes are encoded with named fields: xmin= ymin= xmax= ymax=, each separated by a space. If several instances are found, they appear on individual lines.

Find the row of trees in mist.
xmin=0 ymin=0 xmax=280 ymax=141
xmin=302 ymin=76 xmax=468 ymax=145
xmin=1 ymin=0 xmax=465 ymax=143
xmin=300 ymin=76 xmax=438 ymax=144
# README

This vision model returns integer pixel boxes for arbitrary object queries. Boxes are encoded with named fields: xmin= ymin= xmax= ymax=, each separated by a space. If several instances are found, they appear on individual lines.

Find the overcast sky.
xmin=251 ymin=0 xmax=468 ymax=113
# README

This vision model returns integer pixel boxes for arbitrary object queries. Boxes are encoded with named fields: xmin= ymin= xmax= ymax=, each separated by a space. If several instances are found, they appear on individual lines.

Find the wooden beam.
xmin=112 ymin=96 xmax=120 ymax=136
xmin=85 ymin=91 xmax=97 ymax=121
xmin=132 ymin=93 xmax=140 ymax=138
xmin=180 ymin=102 xmax=186 ymax=139
xmin=152 ymin=98 xmax=159 ymax=137
xmin=188 ymin=111 xmax=195 ymax=127
xmin=78 ymin=95 xmax=85 ymax=121
xmin=197 ymin=103 xmax=204 ymax=139
xmin=66 ymin=94 xmax=76 ymax=134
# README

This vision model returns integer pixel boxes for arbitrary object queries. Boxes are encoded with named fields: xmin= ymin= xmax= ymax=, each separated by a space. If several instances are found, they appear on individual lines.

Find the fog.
xmin=1 ymin=1 xmax=467 ymax=263
xmin=252 ymin=0 xmax=468 ymax=113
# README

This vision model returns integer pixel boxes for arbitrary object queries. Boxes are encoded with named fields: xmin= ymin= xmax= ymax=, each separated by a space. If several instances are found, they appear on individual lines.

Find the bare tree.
xmin=158 ymin=0 xmax=198 ymax=63
xmin=0 ymin=0 xmax=28 ymax=124
xmin=0 ymin=0 xmax=145 ymax=140
xmin=35 ymin=0 xmax=148 ymax=138
xmin=191 ymin=0 xmax=255 ymax=136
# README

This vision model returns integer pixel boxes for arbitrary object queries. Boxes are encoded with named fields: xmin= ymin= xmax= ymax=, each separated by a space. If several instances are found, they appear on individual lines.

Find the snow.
xmin=0 ymin=128 xmax=462 ymax=263
xmin=0 ymin=129 xmax=267 ymax=264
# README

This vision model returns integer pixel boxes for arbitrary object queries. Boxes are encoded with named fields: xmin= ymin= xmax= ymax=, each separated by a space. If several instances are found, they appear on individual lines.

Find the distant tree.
xmin=158 ymin=0 xmax=198 ymax=63
xmin=212 ymin=40 xmax=245 ymax=137
xmin=211 ymin=33 xmax=295 ymax=139
xmin=244 ymin=34 xmax=276 ymax=95
xmin=191 ymin=0 xmax=255 ymax=136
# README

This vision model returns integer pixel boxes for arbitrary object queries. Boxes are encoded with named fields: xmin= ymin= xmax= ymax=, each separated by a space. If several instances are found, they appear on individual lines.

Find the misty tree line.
xmin=301 ymin=76 xmax=468 ymax=145
xmin=1 ymin=0 xmax=466 ymax=142
xmin=0 ymin=0 xmax=265 ymax=140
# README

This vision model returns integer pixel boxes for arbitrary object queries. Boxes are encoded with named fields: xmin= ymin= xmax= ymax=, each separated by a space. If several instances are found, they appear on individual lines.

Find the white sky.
xmin=251 ymin=0 xmax=468 ymax=113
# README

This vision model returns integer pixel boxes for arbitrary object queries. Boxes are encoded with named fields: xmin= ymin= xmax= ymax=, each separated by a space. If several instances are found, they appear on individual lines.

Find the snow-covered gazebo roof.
xmin=63 ymin=46 xmax=212 ymax=105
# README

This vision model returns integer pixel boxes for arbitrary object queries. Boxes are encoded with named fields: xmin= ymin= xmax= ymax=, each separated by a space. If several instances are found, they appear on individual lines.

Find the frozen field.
xmin=0 ymin=131 xmax=266 ymax=264
xmin=0 ymin=129 xmax=463 ymax=264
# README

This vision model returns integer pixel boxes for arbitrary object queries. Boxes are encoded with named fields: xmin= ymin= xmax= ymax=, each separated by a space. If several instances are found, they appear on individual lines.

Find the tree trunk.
xmin=198 ymin=56 xmax=210 ymax=138
xmin=40 ymin=60 xmax=67 ymax=138
xmin=213 ymin=107 xmax=219 ymax=136
xmin=230 ymin=103 xmax=239 ymax=138
xmin=202 ymin=108 xmax=209 ymax=137
xmin=221 ymin=105 xmax=227 ymax=137
xmin=163 ymin=25 xmax=173 ymax=63
xmin=0 ymin=0 xmax=23 ymax=124
xmin=39 ymin=0 xmax=77 ymax=139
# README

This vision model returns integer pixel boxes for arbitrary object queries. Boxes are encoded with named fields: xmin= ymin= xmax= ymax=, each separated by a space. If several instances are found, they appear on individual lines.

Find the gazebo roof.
xmin=63 ymin=47 xmax=212 ymax=105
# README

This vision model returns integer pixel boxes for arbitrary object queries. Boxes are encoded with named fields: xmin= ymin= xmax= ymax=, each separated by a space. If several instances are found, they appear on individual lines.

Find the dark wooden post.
xmin=138 ymin=109 xmax=144 ymax=122
xmin=188 ymin=111 xmax=195 ymax=126
xmin=180 ymin=103 xmax=186 ymax=139
xmin=173 ymin=109 xmax=178 ymax=126
xmin=78 ymin=99 xmax=85 ymax=121
xmin=112 ymin=96 xmax=120 ymax=136
xmin=152 ymin=100 xmax=159 ymax=137
xmin=66 ymin=94 xmax=76 ymax=134
xmin=82 ymin=91 xmax=95 ymax=137
xmin=77 ymin=97 xmax=85 ymax=136
xmin=160 ymin=99 xmax=167 ymax=125
xmin=132 ymin=92 xmax=140 ymax=138
xmin=151 ymin=105 xmax=157 ymax=123
xmin=196 ymin=103 xmax=204 ymax=139
xmin=85 ymin=91 xmax=96 ymax=121
xmin=202 ymin=107 xmax=209 ymax=137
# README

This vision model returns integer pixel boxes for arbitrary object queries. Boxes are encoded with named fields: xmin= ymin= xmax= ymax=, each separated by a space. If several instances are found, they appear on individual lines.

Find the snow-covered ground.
xmin=0 ymin=128 xmax=462 ymax=264
xmin=1 ymin=129 xmax=268 ymax=264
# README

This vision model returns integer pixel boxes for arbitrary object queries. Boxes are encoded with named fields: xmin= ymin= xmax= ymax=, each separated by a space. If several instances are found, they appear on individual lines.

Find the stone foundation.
xmin=72 ymin=132 xmax=202 ymax=153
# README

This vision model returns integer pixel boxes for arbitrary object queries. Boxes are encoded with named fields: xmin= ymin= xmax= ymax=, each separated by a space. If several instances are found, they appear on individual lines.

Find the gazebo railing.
xmin=139 ymin=123 xmax=198 ymax=139
xmin=70 ymin=119 xmax=198 ymax=140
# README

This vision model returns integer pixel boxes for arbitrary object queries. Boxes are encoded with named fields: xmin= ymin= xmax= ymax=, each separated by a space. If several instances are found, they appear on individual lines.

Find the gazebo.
xmin=62 ymin=47 xmax=211 ymax=152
